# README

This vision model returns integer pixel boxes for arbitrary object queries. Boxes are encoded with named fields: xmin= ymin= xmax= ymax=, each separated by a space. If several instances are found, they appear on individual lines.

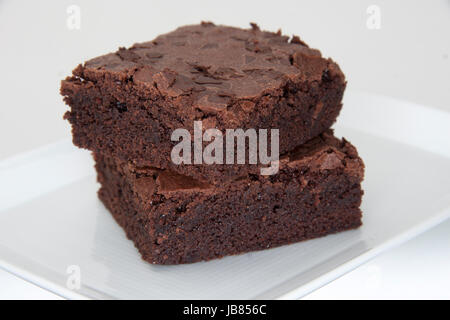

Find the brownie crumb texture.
xmin=95 ymin=131 xmax=364 ymax=264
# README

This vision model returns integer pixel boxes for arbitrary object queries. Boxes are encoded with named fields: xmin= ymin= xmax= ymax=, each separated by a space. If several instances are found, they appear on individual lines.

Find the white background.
xmin=0 ymin=0 xmax=449 ymax=299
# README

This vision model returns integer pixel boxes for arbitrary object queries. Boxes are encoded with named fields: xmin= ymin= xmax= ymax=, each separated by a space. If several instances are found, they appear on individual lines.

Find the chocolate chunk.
xmin=146 ymin=52 xmax=164 ymax=59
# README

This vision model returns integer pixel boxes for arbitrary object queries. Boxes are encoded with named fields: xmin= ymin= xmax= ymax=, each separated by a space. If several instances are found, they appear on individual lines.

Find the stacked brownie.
xmin=61 ymin=22 xmax=364 ymax=264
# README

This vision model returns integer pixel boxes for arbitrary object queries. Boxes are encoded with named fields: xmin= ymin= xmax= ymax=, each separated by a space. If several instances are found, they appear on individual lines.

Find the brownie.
xmin=62 ymin=22 xmax=346 ymax=184
xmin=94 ymin=131 xmax=364 ymax=264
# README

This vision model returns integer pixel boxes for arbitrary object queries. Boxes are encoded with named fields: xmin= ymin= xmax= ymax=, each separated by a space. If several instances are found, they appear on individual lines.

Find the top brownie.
xmin=61 ymin=22 xmax=346 ymax=184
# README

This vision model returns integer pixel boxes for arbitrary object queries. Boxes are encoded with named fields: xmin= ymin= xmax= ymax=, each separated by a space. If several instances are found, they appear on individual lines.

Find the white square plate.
xmin=0 ymin=91 xmax=449 ymax=299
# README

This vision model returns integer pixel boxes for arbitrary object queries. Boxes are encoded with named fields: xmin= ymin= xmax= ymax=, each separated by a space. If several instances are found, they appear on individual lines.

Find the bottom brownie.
xmin=94 ymin=131 xmax=364 ymax=265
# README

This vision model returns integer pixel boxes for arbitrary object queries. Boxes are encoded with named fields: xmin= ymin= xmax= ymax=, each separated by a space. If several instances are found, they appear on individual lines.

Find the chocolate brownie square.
xmin=61 ymin=22 xmax=346 ymax=184
xmin=94 ymin=131 xmax=364 ymax=264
